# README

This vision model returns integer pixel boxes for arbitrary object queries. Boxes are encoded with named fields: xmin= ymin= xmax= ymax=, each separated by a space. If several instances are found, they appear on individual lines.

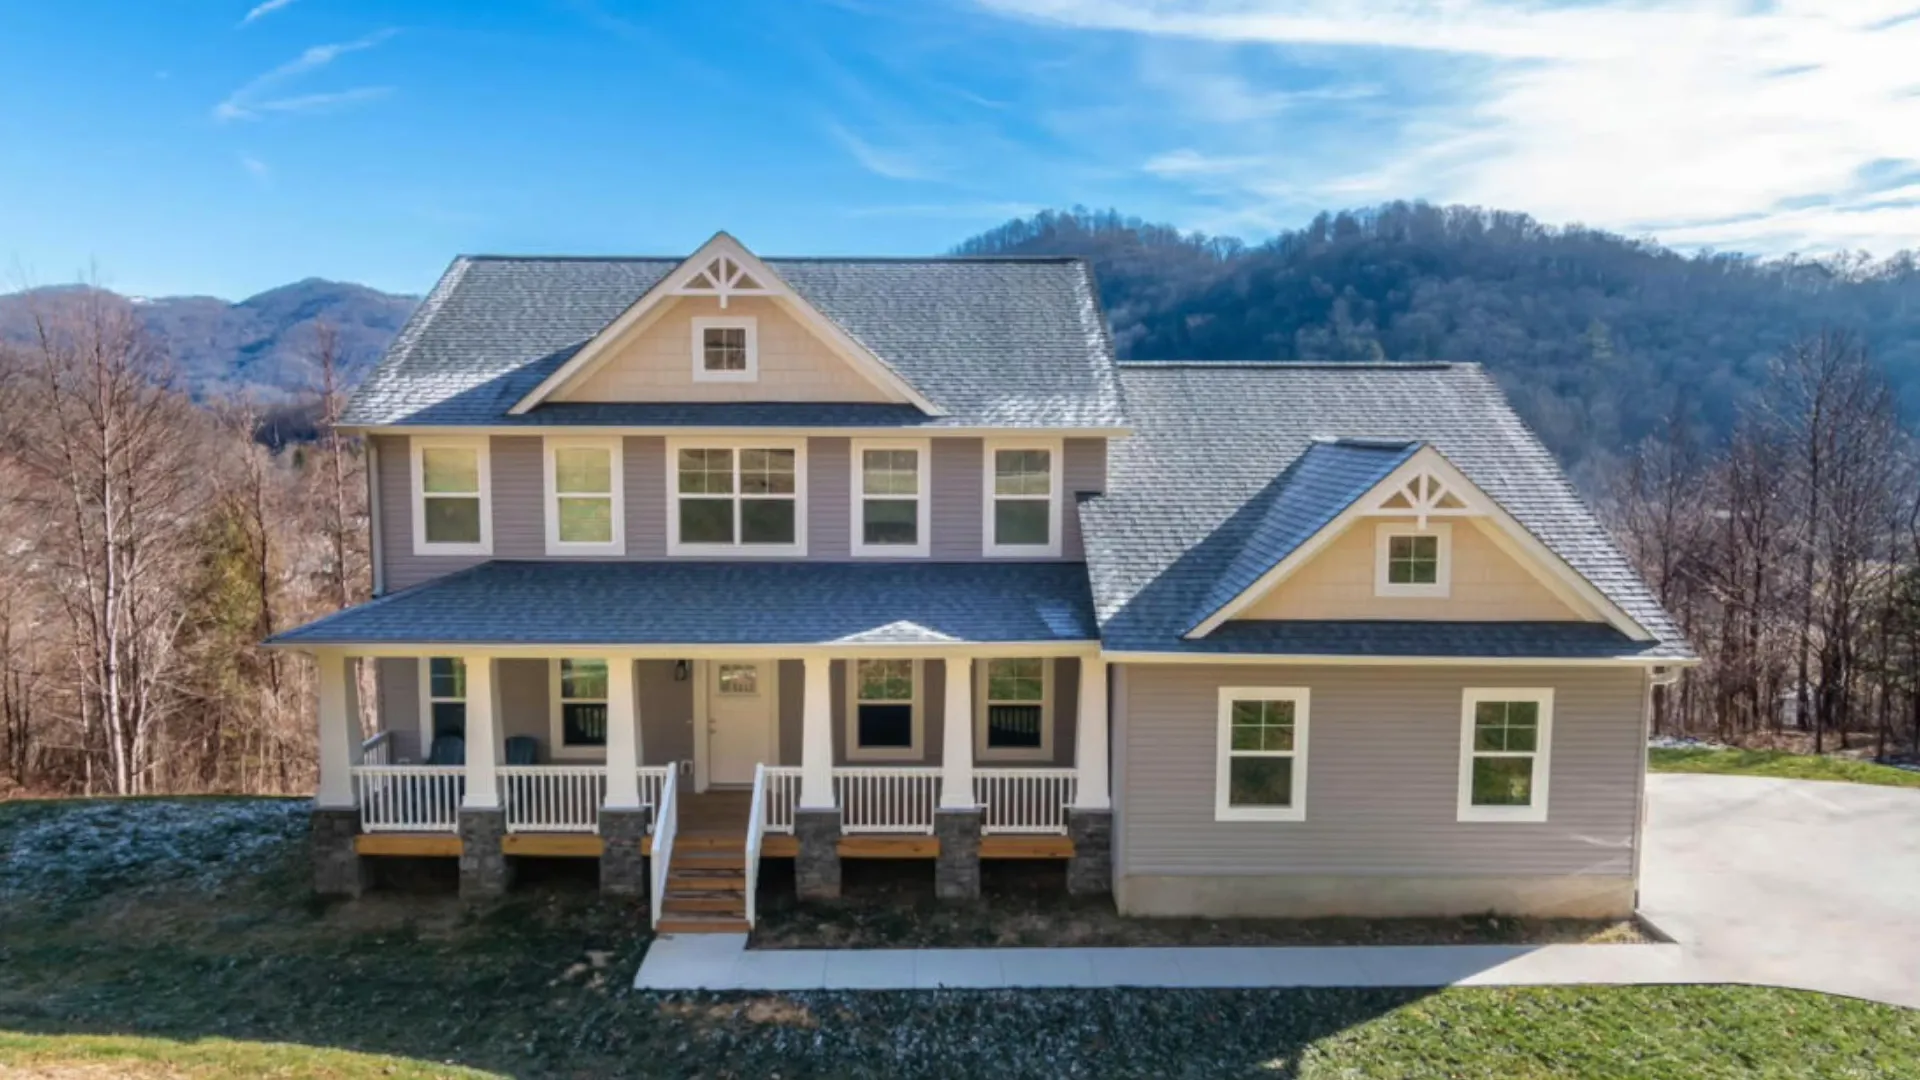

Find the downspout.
xmin=366 ymin=437 xmax=385 ymax=597
xmin=1633 ymin=664 xmax=1682 ymax=909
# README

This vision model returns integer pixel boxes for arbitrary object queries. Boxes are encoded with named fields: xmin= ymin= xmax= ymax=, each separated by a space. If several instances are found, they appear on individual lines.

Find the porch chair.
xmin=504 ymin=736 xmax=539 ymax=765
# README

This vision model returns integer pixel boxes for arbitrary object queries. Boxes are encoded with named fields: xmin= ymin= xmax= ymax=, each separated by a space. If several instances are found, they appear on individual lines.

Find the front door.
xmin=706 ymin=660 xmax=774 ymax=786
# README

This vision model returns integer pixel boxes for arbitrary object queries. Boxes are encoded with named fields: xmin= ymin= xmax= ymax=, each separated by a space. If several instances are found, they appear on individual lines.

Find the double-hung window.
xmin=691 ymin=316 xmax=757 ymax=381
xmin=411 ymin=437 xmax=491 ymax=555
xmin=1215 ymin=688 xmax=1309 ymax=821
xmin=847 ymin=658 xmax=922 ymax=760
xmin=850 ymin=439 xmax=929 ymax=557
xmin=550 ymin=658 xmax=610 ymax=756
xmin=668 ymin=439 xmax=806 ymax=555
xmin=975 ymin=658 xmax=1052 ymax=761
xmin=983 ymin=440 xmax=1061 ymax=557
xmin=419 ymin=658 xmax=467 ymax=759
xmin=544 ymin=437 xmax=624 ymax=555
xmin=1375 ymin=523 xmax=1451 ymax=598
xmin=1458 ymin=688 xmax=1552 ymax=822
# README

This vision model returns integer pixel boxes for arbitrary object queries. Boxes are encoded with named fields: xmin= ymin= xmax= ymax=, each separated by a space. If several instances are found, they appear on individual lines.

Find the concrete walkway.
xmin=636 ymin=775 xmax=1920 ymax=1007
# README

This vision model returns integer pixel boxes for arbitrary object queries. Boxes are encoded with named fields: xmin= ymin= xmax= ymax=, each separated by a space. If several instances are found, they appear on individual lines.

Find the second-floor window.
xmin=411 ymin=437 xmax=491 ymax=556
xmin=668 ymin=439 xmax=806 ymax=556
xmin=1375 ymin=523 xmax=1452 ymax=598
xmin=691 ymin=316 xmax=757 ymax=382
xmin=851 ymin=439 xmax=929 ymax=557
xmin=984 ymin=440 xmax=1061 ymax=557
xmin=544 ymin=437 xmax=625 ymax=556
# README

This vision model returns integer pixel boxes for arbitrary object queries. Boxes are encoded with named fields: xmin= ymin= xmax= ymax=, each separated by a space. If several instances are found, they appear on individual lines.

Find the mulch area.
xmin=748 ymin=858 xmax=1654 ymax=950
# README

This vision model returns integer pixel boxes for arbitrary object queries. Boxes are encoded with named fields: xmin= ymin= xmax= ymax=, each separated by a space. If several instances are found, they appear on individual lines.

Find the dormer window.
xmin=1375 ymin=522 xmax=1451 ymax=598
xmin=692 ymin=316 xmax=757 ymax=382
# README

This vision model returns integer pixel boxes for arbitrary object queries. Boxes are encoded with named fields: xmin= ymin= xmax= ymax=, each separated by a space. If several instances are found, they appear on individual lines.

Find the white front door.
xmin=706 ymin=660 xmax=774 ymax=786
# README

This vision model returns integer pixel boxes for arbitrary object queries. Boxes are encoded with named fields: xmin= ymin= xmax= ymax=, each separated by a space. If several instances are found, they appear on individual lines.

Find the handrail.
xmin=762 ymin=766 xmax=803 ymax=833
xmin=360 ymin=730 xmax=394 ymax=767
xmin=835 ymin=765 xmax=941 ymax=834
xmin=351 ymin=764 xmax=462 ymax=833
xmin=636 ymin=766 xmax=673 ymax=816
xmin=744 ymin=763 xmax=768 ymax=929
xmin=649 ymin=766 xmax=679 ymax=929
xmin=498 ymin=765 xmax=606 ymax=834
xmin=973 ymin=766 xmax=1077 ymax=835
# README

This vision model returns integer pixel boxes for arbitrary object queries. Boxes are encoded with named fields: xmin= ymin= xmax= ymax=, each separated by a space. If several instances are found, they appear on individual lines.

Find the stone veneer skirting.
xmin=1066 ymin=808 xmax=1112 ymax=897
xmin=311 ymin=808 xmax=368 ymax=897
xmin=934 ymin=809 xmax=983 ymax=900
xmin=795 ymin=808 xmax=843 ymax=900
xmin=458 ymin=808 xmax=512 ymax=899
xmin=599 ymin=806 xmax=652 ymax=897
xmin=1116 ymin=874 xmax=1636 ymax=919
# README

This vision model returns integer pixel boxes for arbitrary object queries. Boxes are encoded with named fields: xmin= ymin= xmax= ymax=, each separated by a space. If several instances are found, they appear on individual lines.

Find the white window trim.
xmin=973 ymin=657 xmax=1055 ymax=762
xmin=410 ymin=436 xmax=492 ymax=557
xmin=849 ymin=438 xmax=931 ymax=558
xmin=1457 ymin=687 xmax=1553 ymax=823
xmin=417 ymin=657 xmax=465 ymax=762
xmin=1215 ymin=687 xmax=1310 ymax=822
xmin=981 ymin=438 xmax=1063 ymax=558
xmin=1375 ymin=521 xmax=1452 ymax=599
xmin=690 ymin=315 xmax=758 ymax=382
xmin=844 ymin=658 xmax=925 ymax=761
xmin=665 ymin=437 xmax=809 ymax=557
xmin=548 ymin=657 xmax=612 ymax=761
xmin=543 ymin=435 xmax=626 ymax=557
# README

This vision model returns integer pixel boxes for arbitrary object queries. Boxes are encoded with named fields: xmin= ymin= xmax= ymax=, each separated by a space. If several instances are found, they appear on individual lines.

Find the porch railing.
xmin=500 ymin=765 xmax=606 ymax=834
xmin=836 ymin=767 xmax=941 ymax=834
xmin=352 ymin=765 xmax=462 ymax=833
xmin=762 ymin=766 xmax=802 ymax=833
xmin=649 ymin=767 xmax=680 ymax=929
xmin=744 ymin=764 xmax=769 ymax=928
xmin=974 ymin=767 xmax=1077 ymax=835
xmin=637 ymin=766 xmax=672 ymax=817
xmin=360 ymin=731 xmax=394 ymax=767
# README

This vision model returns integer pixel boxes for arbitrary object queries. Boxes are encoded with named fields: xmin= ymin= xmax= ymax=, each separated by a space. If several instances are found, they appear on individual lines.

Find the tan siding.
xmin=1117 ymin=664 xmax=1646 ymax=878
xmin=1239 ymin=517 xmax=1584 ymax=622
xmin=556 ymin=296 xmax=895 ymax=404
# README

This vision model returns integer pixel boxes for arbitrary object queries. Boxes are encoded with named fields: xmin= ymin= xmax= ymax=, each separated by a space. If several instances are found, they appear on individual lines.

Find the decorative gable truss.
xmin=1186 ymin=445 xmax=1654 ymax=641
xmin=509 ymin=232 xmax=944 ymax=415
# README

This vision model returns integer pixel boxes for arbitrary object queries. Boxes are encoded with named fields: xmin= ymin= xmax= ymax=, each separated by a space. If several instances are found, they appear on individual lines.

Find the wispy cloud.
xmin=239 ymin=153 xmax=271 ymax=184
xmin=214 ymin=30 xmax=395 ymax=122
xmin=826 ymin=122 xmax=940 ymax=181
xmin=974 ymin=0 xmax=1920 ymax=254
xmin=241 ymin=0 xmax=300 ymax=25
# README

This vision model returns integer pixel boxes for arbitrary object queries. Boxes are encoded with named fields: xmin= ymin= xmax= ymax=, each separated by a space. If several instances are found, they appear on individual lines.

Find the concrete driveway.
xmin=1641 ymin=772 xmax=1920 ymax=1008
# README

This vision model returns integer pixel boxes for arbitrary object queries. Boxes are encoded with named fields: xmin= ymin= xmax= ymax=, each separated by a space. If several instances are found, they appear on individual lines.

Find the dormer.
xmin=511 ymin=233 xmax=943 ymax=413
xmin=1186 ymin=440 xmax=1653 ymax=640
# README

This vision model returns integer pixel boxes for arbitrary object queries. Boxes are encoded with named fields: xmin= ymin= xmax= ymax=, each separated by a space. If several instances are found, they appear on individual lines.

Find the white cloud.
xmin=974 ymin=0 xmax=1920 ymax=254
xmin=241 ymin=0 xmax=300 ymax=25
xmin=214 ymin=30 xmax=395 ymax=122
xmin=826 ymin=122 xmax=941 ymax=181
xmin=239 ymin=154 xmax=271 ymax=183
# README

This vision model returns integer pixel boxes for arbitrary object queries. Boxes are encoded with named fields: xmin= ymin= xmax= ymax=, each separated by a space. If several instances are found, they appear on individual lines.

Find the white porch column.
xmin=315 ymin=651 xmax=356 ymax=809
xmin=604 ymin=658 xmax=642 ymax=809
xmin=940 ymin=656 xmax=975 ymax=809
xmin=462 ymin=656 xmax=501 ymax=809
xmin=799 ymin=655 xmax=835 ymax=809
xmin=1072 ymin=654 xmax=1111 ymax=810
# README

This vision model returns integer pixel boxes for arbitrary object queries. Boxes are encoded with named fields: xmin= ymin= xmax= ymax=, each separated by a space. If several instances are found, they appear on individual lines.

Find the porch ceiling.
xmin=268 ymin=560 xmax=1098 ymax=649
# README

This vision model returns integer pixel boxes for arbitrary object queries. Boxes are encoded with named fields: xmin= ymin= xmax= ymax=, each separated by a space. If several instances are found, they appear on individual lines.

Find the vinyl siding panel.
xmin=1061 ymin=437 xmax=1107 ymax=561
xmin=626 ymin=437 xmax=668 ymax=559
xmin=374 ymin=657 xmax=422 ymax=761
xmin=491 ymin=438 xmax=544 ymax=559
xmin=809 ymin=437 xmax=852 ymax=559
xmin=637 ymin=658 xmax=693 ymax=766
xmin=930 ymin=438 xmax=984 ymax=560
xmin=1117 ymin=664 xmax=1647 ymax=878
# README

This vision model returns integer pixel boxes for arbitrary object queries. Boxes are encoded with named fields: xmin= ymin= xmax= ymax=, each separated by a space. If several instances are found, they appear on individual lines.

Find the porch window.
xmin=424 ymin=658 xmax=466 ymax=738
xmin=851 ymin=441 xmax=929 ymax=557
xmin=544 ymin=437 xmax=624 ymax=555
xmin=984 ymin=441 xmax=1060 ymax=557
xmin=975 ymin=658 xmax=1052 ymax=761
xmin=668 ymin=440 xmax=805 ymax=555
xmin=847 ymin=659 xmax=921 ymax=759
xmin=691 ymin=316 xmax=757 ymax=381
xmin=551 ymin=658 xmax=610 ymax=753
xmin=411 ymin=438 xmax=491 ymax=555
xmin=1458 ymin=688 xmax=1552 ymax=822
xmin=1215 ymin=687 xmax=1308 ymax=822
xmin=1375 ymin=523 xmax=1451 ymax=598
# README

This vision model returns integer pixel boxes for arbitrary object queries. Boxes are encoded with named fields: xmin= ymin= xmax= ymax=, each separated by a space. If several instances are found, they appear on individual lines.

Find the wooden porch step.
xmin=662 ymin=890 xmax=746 ymax=915
xmin=980 ymin=835 xmax=1076 ymax=859
xmin=676 ymin=833 xmax=747 ymax=851
xmin=656 ymin=913 xmax=750 ymax=934
xmin=667 ymin=867 xmax=745 ymax=891
xmin=671 ymin=850 xmax=746 ymax=870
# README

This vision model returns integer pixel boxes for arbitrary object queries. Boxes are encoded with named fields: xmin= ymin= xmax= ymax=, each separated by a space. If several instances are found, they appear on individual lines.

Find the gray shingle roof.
xmin=268 ymin=561 xmax=1096 ymax=647
xmin=1080 ymin=363 xmax=1691 ymax=660
xmin=1182 ymin=621 xmax=1659 ymax=658
xmin=343 ymin=256 xmax=1125 ymax=430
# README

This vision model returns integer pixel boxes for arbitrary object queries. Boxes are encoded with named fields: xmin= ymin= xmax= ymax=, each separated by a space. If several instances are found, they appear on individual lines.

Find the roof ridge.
xmin=1117 ymin=360 xmax=1472 ymax=370
xmin=457 ymin=253 xmax=1089 ymax=265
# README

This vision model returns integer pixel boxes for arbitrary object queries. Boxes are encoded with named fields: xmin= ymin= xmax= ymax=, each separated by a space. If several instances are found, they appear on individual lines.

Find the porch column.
xmin=314 ymin=651 xmax=357 ymax=809
xmin=798 ymin=655 xmax=834 ymax=809
xmin=1066 ymin=653 xmax=1113 ymax=897
xmin=461 ymin=656 xmax=500 ymax=809
xmin=940 ymin=657 xmax=975 ymax=809
xmin=604 ymin=659 xmax=642 ymax=809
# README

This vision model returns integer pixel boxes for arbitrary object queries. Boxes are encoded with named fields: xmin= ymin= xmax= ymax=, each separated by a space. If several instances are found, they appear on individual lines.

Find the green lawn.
xmin=2 ymin=796 xmax=1915 ymax=1078
xmin=1650 ymin=746 xmax=1920 ymax=788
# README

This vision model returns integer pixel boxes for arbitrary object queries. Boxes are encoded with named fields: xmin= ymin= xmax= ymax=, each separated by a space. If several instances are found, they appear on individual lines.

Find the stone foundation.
xmin=1066 ymin=808 xmax=1113 ymax=897
xmin=1116 ymin=873 xmax=1637 ymax=918
xmin=934 ymin=808 xmax=983 ymax=901
xmin=457 ymin=807 xmax=512 ymax=899
xmin=598 ymin=806 xmax=652 ymax=897
xmin=311 ymin=807 xmax=368 ymax=897
xmin=795 ymin=807 xmax=843 ymax=900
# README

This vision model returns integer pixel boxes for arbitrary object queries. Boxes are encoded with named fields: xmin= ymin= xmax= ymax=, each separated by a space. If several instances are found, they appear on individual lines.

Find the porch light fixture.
xmin=674 ymin=660 xmax=690 ymax=682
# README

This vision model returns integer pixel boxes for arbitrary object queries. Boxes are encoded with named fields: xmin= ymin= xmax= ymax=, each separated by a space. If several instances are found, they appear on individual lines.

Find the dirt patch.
xmin=750 ymin=859 xmax=1655 ymax=949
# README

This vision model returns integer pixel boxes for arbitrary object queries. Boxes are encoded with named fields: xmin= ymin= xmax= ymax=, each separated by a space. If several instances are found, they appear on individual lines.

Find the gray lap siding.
xmin=1115 ymin=663 xmax=1649 ymax=878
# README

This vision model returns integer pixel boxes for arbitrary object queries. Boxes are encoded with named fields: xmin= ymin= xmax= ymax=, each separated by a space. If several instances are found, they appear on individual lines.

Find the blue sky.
xmin=3 ymin=0 xmax=1918 ymax=299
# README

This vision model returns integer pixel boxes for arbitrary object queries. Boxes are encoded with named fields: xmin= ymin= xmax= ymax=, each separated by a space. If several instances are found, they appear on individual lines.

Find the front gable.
xmin=1188 ymin=444 xmax=1652 ymax=641
xmin=511 ymin=233 xmax=943 ymax=415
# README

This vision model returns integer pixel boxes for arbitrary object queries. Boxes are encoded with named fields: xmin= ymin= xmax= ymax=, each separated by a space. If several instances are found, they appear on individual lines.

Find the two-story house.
xmin=272 ymin=233 xmax=1691 ymax=933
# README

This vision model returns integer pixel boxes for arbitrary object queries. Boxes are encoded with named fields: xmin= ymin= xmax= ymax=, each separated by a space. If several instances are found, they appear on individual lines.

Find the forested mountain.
xmin=0 ymin=278 xmax=416 ymax=404
xmin=956 ymin=204 xmax=1920 ymax=475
